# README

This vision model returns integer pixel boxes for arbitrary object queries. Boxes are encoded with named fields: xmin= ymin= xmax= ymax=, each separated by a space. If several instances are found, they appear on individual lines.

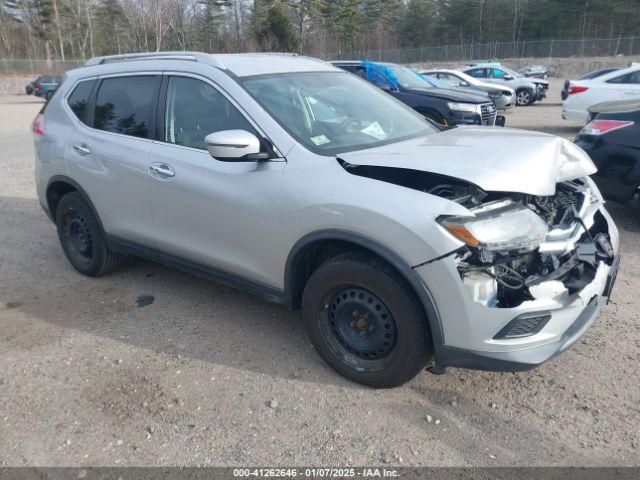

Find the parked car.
xmin=30 ymin=75 xmax=63 ymax=100
xmin=25 ymin=77 xmax=38 ymax=95
xmin=33 ymin=52 xmax=619 ymax=388
xmin=562 ymin=64 xmax=640 ymax=123
xmin=574 ymin=99 xmax=640 ymax=204
xmin=419 ymin=68 xmax=516 ymax=112
xmin=461 ymin=64 xmax=549 ymax=106
xmin=518 ymin=65 xmax=550 ymax=79
xmin=561 ymin=67 xmax=622 ymax=100
xmin=333 ymin=60 xmax=498 ymax=126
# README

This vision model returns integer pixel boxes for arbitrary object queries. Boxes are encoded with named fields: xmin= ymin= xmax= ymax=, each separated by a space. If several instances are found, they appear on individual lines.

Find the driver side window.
xmin=164 ymin=76 xmax=256 ymax=150
xmin=492 ymin=68 xmax=506 ymax=78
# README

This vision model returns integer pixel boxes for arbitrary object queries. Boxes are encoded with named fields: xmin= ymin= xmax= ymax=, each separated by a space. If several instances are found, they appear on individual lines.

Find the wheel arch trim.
xmin=46 ymin=175 xmax=106 ymax=236
xmin=284 ymin=229 xmax=444 ymax=345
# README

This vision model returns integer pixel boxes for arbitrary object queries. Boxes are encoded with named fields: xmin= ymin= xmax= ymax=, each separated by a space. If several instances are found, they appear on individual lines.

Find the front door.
xmin=147 ymin=75 xmax=285 ymax=288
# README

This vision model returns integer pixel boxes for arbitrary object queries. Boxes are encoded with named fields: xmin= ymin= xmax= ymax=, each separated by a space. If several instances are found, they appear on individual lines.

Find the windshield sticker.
xmin=310 ymin=134 xmax=331 ymax=146
xmin=360 ymin=121 xmax=387 ymax=140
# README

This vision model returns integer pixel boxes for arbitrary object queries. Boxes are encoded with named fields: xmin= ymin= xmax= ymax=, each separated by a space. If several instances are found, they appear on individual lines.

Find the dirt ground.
xmin=1 ymin=80 xmax=639 ymax=467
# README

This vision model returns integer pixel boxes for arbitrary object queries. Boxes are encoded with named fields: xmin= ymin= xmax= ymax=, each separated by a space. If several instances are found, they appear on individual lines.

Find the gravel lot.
xmin=1 ymin=79 xmax=639 ymax=467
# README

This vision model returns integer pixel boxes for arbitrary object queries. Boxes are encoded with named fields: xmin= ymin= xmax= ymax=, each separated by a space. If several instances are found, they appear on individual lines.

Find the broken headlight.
xmin=438 ymin=200 xmax=548 ymax=252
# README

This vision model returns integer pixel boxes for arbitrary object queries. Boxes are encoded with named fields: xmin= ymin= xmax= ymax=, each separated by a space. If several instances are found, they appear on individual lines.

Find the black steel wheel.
xmin=302 ymin=252 xmax=433 ymax=388
xmin=321 ymin=286 xmax=398 ymax=370
xmin=62 ymin=206 xmax=94 ymax=265
xmin=55 ymin=192 xmax=122 ymax=276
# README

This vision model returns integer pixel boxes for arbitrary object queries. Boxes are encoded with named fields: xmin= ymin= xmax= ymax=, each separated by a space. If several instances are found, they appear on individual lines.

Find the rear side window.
xmin=93 ymin=76 xmax=159 ymax=139
xmin=67 ymin=79 xmax=95 ymax=125
xmin=607 ymin=71 xmax=640 ymax=84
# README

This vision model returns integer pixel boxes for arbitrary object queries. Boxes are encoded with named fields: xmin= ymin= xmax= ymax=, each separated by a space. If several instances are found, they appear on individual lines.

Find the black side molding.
xmin=107 ymin=235 xmax=288 ymax=306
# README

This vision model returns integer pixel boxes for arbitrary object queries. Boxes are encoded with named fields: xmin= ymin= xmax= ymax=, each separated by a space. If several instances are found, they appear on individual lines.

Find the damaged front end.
xmin=339 ymin=157 xmax=616 ymax=312
xmin=435 ymin=178 xmax=617 ymax=309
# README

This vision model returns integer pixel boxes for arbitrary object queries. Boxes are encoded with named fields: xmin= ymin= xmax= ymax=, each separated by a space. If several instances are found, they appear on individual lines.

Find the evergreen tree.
xmin=258 ymin=1 xmax=295 ymax=50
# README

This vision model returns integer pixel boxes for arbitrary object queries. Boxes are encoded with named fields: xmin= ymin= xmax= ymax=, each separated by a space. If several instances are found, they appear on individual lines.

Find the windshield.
xmin=427 ymin=70 xmax=482 ymax=87
xmin=387 ymin=66 xmax=433 ymax=89
xmin=240 ymin=72 xmax=436 ymax=156
xmin=500 ymin=67 xmax=521 ymax=78
xmin=455 ymin=71 xmax=483 ymax=86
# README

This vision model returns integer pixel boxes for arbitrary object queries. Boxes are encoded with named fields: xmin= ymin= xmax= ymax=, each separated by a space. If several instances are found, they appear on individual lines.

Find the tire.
xmin=515 ymin=88 xmax=534 ymax=106
xmin=301 ymin=252 xmax=432 ymax=388
xmin=55 ymin=192 xmax=122 ymax=277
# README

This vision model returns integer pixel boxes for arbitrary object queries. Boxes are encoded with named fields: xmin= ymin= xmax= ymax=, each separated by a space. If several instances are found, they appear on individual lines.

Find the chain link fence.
xmin=0 ymin=58 xmax=85 ymax=74
xmin=327 ymin=36 xmax=640 ymax=64
xmin=1 ymin=37 xmax=639 ymax=74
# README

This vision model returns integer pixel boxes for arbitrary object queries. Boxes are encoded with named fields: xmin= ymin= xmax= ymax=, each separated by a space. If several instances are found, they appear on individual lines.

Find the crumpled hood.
xmin=338 ymin=127 xmax=596 ymax=196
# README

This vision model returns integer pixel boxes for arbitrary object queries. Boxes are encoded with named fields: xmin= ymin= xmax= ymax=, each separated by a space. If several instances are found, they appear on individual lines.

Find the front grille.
xmin=493 ymin=312 xmax=552 ymax=339
xmin=480 ymin=103 xmax=497 ymax=126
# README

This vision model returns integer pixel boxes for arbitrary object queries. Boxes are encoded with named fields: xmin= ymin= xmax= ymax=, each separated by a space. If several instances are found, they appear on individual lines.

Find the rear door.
xmin=146 ymin=73 xmax=285 ymax=287
xmin=64 ymin=74 xmax=161 ymax=247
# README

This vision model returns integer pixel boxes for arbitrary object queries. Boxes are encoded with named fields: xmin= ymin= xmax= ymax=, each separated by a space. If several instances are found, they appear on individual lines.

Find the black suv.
xmin=332 ymin=61 xmax=497 ymax=126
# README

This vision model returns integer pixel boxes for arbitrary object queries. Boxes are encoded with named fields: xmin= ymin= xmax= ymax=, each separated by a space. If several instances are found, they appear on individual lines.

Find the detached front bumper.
xmin=417 ymin=205 xmax=619 ymax=372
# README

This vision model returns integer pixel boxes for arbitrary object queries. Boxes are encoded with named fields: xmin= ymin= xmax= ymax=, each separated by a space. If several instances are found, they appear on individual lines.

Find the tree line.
xmin=1 ymin=0 xmax=639 ymax=61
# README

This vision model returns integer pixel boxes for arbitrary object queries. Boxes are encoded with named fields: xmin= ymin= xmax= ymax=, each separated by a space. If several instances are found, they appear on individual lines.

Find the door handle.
xmin=72 ymin=144 xmax=91 ymax=155
xmin=149 ymin=163 xmax=175 ymax=178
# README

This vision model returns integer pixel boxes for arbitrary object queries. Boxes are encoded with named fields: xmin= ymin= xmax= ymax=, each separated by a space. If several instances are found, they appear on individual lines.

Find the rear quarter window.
xmin=67 ymin=79 xmax=96 ymax=125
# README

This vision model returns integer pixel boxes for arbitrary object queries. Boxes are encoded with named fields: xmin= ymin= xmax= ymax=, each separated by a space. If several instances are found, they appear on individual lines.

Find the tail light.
xmin=580 ymin=119 xmax=633 ymax=136
xmin=568 ymin=85 xmax=589 ymax=95
xmin=34 ymin=83 xmax=41 ymax=92
xmin=31 ymin=113 xmax=45 ymax=136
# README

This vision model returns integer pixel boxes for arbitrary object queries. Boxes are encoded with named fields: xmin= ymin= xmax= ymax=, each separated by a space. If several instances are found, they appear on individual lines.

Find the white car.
xmin=419 ymin=68 xmax=516 ymax=112
xmin=563 ymin=64 xmax=640 ymax=123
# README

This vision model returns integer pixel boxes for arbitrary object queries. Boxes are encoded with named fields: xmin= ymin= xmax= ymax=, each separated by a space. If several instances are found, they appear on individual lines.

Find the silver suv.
xmin=34 ymin=52 xmax=620 ymax=388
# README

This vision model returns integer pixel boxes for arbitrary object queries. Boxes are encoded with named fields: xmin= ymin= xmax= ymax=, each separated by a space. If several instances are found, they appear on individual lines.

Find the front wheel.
xmin=301 ymin=252 xmax=432 ymax=388
xmin=516 ymin=88 xmax=534 ymax=106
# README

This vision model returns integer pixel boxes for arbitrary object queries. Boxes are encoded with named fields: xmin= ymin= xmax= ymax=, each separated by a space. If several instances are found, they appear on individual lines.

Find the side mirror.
xmin=204 ymin=130 xmax=266 ymax=161
xmin=503 ymin=75 xmax=513 ymax=80
xmin=459 ymin=81 xmax=469 ymax=87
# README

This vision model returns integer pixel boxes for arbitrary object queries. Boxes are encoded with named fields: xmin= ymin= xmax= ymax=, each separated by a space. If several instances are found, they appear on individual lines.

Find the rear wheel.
xmin=55 ymin=192 xmax=122 ymax=277
xmin=301 ymin=252 xmax=432 ymax=388
xmin=516 ymin=88 xmax=534 ymax=106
